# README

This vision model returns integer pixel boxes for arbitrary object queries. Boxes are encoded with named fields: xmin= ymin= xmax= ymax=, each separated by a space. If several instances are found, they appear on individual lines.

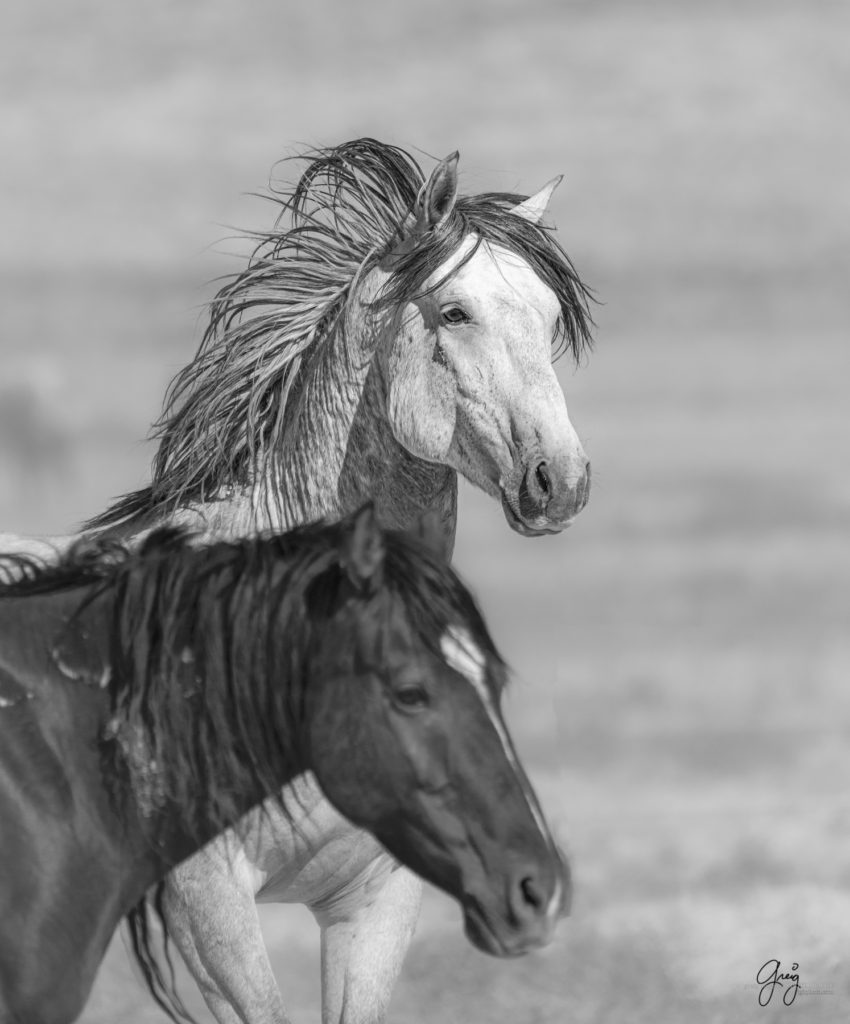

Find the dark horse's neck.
xmin=51 ymin=561 xmax=314 ymax=1021
xmin=15 ymin=552 xmax=312 ymax=891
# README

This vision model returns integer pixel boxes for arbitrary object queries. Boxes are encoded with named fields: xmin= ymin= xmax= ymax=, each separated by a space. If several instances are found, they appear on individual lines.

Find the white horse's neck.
xmin=187 ymin=267 xmax=457 ymax=550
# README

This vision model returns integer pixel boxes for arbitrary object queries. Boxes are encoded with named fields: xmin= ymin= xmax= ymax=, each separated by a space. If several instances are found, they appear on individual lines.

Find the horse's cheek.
xmin=387 ymin=357 xmax=456 ymax=463
xmin=305 ymin=679 xmax=392 ymax=827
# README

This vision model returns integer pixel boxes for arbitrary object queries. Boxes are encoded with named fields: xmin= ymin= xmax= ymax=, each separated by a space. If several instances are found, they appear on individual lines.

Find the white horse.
xmin=3 ymin=139 xmax=593 ymax=1023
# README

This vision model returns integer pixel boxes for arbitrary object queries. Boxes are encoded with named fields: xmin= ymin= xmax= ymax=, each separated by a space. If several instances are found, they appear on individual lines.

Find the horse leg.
xmin=316 ymin=864 xmax=423 ymax=1024
xmin=163 ymin=839 xmax=291 ymax=1024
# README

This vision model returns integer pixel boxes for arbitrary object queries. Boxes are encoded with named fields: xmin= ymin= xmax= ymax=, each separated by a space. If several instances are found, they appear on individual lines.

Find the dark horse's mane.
xmin=88 ymin=137 xmax=594 ymax=530
xmin=0 ymin=518 xmax=501 ymax=1021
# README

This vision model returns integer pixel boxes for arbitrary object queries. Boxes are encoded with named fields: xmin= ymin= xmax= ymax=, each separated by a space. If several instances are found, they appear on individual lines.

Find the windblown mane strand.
xmin=133 ymin=141 xmax=423 ymax=519
xmin=88 ymin=139 xmax=594 ymax=529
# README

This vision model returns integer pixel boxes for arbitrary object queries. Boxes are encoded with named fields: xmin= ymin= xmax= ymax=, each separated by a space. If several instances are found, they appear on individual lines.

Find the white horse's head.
xmin=379 ymin=153 xmax=591 ymax=536
xmin=92 ymin=141 xmax=593 ymax=541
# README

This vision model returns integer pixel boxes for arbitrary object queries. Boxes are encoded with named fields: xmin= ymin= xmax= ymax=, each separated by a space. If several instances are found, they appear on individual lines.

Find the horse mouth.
xmin=499 ymin=491 xmax=572 ymax=537
xmin=462 ymin=901 xmax=551 ymax=958
xmin=463 ymin=904 xmax=523 ymax=958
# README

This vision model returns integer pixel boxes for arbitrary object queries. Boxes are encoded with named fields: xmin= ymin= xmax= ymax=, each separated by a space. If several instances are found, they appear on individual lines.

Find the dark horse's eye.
xmin=393 ymin=684 xmax=430 ymax=711
xmin=441 ymin=306 xmax=470 ymax=326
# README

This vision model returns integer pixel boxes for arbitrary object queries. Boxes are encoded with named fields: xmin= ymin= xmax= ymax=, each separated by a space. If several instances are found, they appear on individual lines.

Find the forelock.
xmin=379 ymin=192 xmax=593 ymax=363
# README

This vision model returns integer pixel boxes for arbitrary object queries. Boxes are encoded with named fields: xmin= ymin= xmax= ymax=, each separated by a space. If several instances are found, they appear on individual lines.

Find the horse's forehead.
xmin=430 ymin=237 xmax=559 ymax=323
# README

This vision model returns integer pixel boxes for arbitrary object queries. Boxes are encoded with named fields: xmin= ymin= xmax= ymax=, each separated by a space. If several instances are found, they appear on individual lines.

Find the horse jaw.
xmin=383 ymin=238 xmax=590 ymax=536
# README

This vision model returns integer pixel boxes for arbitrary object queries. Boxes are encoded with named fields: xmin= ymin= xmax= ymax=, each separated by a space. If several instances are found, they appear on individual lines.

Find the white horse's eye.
xmin=441 ymin=306 xmax=471 ymax=326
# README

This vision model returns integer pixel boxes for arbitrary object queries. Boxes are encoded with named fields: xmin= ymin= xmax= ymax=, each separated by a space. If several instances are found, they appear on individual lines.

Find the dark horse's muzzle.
xmin=461 ymin=843 xmax=572 ymax=957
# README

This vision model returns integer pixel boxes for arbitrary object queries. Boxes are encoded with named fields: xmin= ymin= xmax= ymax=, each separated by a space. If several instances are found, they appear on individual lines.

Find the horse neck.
xmin=207 ymin=267 xmax=458 ymax=549
xmin=125 ymin=571 xmax=314 ymax=867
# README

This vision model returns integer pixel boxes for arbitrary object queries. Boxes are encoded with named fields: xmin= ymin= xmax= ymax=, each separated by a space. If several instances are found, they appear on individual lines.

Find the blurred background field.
xmin=1 ymin=1 xmax=849 ymax=1021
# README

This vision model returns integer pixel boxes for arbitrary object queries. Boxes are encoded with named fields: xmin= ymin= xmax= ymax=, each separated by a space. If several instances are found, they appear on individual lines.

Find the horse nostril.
xmin=580 ymin=460 xmax=592 ymax=508
xmin=519 ymin=875 xmax=544 ymax=912
xmin=518 ymin=460 xmax=552 ymax=520
xmin=534 ymin=460 xmax=551 ymax=499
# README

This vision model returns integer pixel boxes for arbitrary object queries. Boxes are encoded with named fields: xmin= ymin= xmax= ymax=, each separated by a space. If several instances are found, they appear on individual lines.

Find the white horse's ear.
xmin=510 ymin=175 xmax=563 ymax=224
xmin=341 ymin=503 xmax=385 ymax=592
xmin=410 ymin=151 xmax=460 ymax=235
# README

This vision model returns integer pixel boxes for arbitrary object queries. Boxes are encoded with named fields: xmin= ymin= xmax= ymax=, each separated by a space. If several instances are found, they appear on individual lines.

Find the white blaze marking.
xmin=440 ymin=625 xmax=488 ymax=693
xmin=440 ymin=625 xmax=562 ymax=919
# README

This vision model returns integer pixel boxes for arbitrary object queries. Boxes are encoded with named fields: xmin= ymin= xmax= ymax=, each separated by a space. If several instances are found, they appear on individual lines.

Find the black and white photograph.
xmin=0 ymin=1 xmax=847 ymax=1021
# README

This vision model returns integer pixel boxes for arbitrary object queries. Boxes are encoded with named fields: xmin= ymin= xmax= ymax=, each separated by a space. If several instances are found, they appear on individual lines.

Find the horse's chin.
xmin=499 ymin=492 xmax=572 ymax=538
xmin=462 ymin=903 xmax=547 ymax=958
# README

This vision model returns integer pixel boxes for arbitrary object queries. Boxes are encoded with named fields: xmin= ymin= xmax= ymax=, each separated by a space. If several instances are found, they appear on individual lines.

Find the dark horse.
xmin=0 ymin=506 xmax=568 ymax=1024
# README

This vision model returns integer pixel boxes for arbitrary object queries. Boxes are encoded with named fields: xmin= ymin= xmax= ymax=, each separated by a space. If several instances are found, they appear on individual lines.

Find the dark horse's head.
xmin=9 ymin=505 xmax=568 ymax=988
xmin=306 ymin=507 xmax=569 ymax=955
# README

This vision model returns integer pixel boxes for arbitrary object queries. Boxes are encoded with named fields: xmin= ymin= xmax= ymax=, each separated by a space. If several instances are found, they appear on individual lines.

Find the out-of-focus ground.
xmin=2 ymin=1 xmax=848 ymax=1021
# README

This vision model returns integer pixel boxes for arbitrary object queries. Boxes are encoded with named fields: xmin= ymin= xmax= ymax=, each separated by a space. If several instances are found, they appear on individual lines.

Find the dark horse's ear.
xmin=409 ymin=151 xmax=460 ymax=236
xmin=408 ymin=510 xmax=451 ymax=563
xmin=340 ymin=504 xmax=385 ymax=593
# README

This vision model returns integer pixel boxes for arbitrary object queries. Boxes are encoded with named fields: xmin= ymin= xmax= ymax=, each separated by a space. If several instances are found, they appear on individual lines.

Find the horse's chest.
xmin=243 ymin=773 xmax=394 ymax=915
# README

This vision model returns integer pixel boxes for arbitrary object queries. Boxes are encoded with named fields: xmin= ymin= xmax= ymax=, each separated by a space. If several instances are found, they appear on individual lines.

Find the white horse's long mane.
xmin=89 ymin=138 xmax=593 ymax=530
